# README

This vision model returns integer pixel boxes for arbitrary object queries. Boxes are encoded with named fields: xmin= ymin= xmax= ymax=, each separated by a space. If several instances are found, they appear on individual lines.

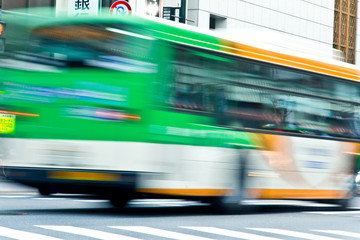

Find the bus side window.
xmin=168 ymin=46 xmax=360 ymax=140
xmin=172 ymin=48 xmax=219 ymax=112
xmin=351 ymin=107 xmax=360 ymax=138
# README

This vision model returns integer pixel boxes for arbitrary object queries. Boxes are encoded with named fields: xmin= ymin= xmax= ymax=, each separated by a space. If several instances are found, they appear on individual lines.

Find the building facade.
xmin=188 ymin=0 xmax=358 ymax=64
xmin=333 ymin=0 xmax=358 ymax=63
xmin=1 ymin=0 xmax=359 ymax=64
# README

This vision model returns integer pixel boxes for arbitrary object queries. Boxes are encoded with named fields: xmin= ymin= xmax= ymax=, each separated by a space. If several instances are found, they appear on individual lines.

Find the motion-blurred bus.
xmin=1 ymin=8 xmax=359 ymax=211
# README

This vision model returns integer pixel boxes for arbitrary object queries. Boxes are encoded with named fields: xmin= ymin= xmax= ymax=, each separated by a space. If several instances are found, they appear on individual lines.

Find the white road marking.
xmin=73 ymin=200 xmax=109 ymax=203
xmin=0 ymin=195 xmax=31 ymax=198
xmin=182 ymin=226 xmax=281 ymax=240
xmin=36 ymin=225 xmax=141 ymax=240
xmin=130 ymin=199 xmax=195 ymax=204
xmin=32 ymin=198 xmax=66 ymax=201
xmin=0 ymin=226 xmax=62 ymax=240
xmin=111 ymin=226 xmax=214 ymax=240
xmin=313 ymin=230 xmax=360 ymax=238
xmin=248 ymin=228 xmax=341 ymax=240
xmin=128 ymin=199 xmax=204 ymax=207
xmin=242 ymin=200 xmax=337 ymax=207
xmin=304 ymin=210 xmax=360 ymax=215
xmin=131 ymin=199 xmax=188 ymax=203
xmin=2 ymin=225 xmax=358 ymax=240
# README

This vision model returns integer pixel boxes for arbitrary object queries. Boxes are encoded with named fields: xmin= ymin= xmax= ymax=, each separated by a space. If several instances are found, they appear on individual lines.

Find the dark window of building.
xmin=209 ymin=14 xmax=227 ymax=31
xmin=209 ymin=15 xmax=216 ymax=29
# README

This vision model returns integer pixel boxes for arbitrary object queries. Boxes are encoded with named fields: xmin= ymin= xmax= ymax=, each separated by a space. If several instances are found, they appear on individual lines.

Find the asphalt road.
xmin=1 ymin=181 xmax=360 ymax=240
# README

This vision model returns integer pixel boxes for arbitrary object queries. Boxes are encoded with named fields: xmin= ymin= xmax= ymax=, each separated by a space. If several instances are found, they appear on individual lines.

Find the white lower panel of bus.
xmin=1 ymin=138 xmax=239 ymax=190
xmin=0 ymin=137 xmax=355 ymax=198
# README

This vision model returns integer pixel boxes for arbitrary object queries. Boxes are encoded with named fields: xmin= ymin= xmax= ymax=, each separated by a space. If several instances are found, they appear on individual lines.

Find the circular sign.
xmin=110 ymin=1 xmax=132 ymax=15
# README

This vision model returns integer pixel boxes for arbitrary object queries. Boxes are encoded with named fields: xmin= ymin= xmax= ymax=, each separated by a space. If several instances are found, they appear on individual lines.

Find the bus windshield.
xmin=28 ymin=23 xmax=156 ymax=72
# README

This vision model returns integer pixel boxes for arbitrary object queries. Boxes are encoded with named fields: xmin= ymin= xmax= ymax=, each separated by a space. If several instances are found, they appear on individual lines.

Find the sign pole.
xmin=180 ymin=0 xmax=186 ymax=23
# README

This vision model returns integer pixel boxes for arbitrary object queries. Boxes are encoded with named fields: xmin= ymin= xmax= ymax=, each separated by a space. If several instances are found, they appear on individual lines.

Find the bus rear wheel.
xmin=109 ymin=197 xmax=131 ymax=209
xmin=38 ymin=187 xmax=56 ymax=196
xmin=208 ymin=196 xmax=244 ymax=214
xmin=209 ymin=150 xmax=248 ymax=214
xmin=317 ymin=176 xmax=357 ymax=209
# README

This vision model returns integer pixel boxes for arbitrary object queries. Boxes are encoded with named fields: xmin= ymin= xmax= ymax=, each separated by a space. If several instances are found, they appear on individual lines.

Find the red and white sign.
xmin=110 ymin=1 xmax=132 ymax=15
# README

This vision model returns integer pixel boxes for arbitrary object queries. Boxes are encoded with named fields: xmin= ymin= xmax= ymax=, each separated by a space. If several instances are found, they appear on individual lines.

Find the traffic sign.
xmin=110 ymin=1 xmax=132 ymax=15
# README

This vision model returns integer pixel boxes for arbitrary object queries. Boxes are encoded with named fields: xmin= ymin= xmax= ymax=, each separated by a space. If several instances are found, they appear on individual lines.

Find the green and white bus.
xmin=1 ymin=9 xmax=359 ymax=210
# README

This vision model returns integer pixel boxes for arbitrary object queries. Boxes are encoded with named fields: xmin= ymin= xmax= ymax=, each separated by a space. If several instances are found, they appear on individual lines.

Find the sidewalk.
xmin=0 ymin=179 xmax=37 ymax=194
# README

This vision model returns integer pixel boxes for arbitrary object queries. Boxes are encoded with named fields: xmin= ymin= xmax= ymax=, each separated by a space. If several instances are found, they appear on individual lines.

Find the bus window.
xmin=166 ymin=45 xmax=360 ymax=140
xmin=171 ymin=47 xmax=236 ymax=112
xmin=27 ymin=24 xmax=156 ymax=71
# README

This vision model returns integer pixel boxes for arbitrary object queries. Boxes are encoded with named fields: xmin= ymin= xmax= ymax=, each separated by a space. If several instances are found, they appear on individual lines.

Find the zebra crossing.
xmin=1 ymin=194 xmax=360 ymax=239
xmin=0 ymin=225 xmax=359 ymax=240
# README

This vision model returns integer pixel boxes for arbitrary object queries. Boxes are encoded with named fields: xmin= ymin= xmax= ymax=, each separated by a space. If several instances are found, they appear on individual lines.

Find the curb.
xmin=0 ymin=191 xmax=37 ymax=194
xmin=0 ymin=180 xmax=38 ymax=194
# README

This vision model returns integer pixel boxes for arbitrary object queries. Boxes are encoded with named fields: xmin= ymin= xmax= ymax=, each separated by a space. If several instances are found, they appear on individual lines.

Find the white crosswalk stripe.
xmin=313 ymin=230 xmax=360 ymax=238
xmin=248 ymin=228 xmax=341 ymax=240
xmin=2 ymin=225 xmax=360 ymax=240
xmin=0 ymin=195 xmax=32 ymax=198
xmin=182 ymin=226 xmax=281 ymax=240
xmin=0 ymin=226 xmax=62 ymax=240
xmin=129 ymin=199 xmax=203 ymax=207
xmin=111 ymin=226 xmax=214 ymax=240
xmin=304 ymin=210 xmax=360 ymax=215
xmin=73 ymin=200 xmax=109 ymax=203
xmin=32 ymin=198 xmax=66 ymax=201
xmin=36 ymin=225 xmax=141 ymax=240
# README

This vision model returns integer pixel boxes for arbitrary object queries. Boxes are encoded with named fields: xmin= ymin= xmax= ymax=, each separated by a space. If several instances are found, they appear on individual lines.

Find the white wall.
xmin=163 ymin=0 xmax=182 ymax=7
xmin=187 ymin=0 xmax=200 ymax=26
xmin=189 ymin=0 xmax=335 ymax=54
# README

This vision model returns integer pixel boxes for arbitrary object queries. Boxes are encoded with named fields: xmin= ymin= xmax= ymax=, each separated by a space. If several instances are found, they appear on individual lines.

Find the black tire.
xmin=337 ymin=177 xmax=357 ymax=209
xmin=38 ymin=187 xmax=54 ymax=196
xmin=208 ymin=196 xmax=244 ymax=214
xmin=109 ymin=197 xmax=131 ymax=209
xmin=209 ymin=150 xmax=248 ymax=214
xmin=317 ymin=174 xmax=357 ymax=209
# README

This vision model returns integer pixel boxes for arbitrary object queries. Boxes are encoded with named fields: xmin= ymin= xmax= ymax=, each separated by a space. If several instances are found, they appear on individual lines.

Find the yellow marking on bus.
xmin=227 ymin=143 xmax=262 ymax=149
xmin=0 ymin=114 xmax=15 ymax=134
xmin=246 ymin=188 xmax=349 ymax=199
xmin=137 ymin=188 xmax=233 ymax=197
xmin=48 ymin=171 xmax=121 ymax=181
xmin=345 ymin=152 xmax=360 ymax=155
xmin=248 ymin=174 xmax=279 ymax=178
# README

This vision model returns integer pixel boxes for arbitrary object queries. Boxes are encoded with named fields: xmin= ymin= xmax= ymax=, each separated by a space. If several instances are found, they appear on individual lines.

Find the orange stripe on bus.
xmin=48 ymin=171 xmax=121 ymax=181
xmin=223 ymin=42 xmax=359 ymax=81
xmin=0 ymin=110 xmax=39 ymax=117
xmin=246 ymin=188 xmax=349 ymax=199
xmin=137 ymin=188 xmax=350 ymax=199
xmin=137 ymin=188 xmax=233 ymax=196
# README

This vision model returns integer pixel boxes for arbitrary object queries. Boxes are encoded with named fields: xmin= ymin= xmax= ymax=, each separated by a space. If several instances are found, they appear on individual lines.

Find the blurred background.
xmin=0 ymin=1 xmax=360 ymax=240
xmin=0 ymin=0 xmax=359 ymax=64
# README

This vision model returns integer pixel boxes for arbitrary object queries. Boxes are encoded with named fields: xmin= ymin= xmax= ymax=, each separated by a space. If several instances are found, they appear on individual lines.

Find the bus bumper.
xmin=3 ymin=167 xmax=137 ymax=195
